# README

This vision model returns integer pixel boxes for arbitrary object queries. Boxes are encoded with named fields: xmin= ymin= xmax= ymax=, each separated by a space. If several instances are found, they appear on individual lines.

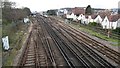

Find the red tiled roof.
xmin=72 ymin=7 xmax=85 ymax=15
xmin=98 ymin=11 xmax=111 ymax=19
xmin=108 ymin=14 xmax=119 ymax=22
xmin=91 ymin=14 xmax=98 ymax=19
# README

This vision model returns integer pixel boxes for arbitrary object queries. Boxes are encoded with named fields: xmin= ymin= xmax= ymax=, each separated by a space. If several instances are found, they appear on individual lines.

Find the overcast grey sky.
xmin=8 ymin=0 xmax=120 ymax=11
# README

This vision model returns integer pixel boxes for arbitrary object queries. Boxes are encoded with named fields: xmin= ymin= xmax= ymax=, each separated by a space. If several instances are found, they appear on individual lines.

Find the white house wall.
xmin=66 ymin=14 xmax=119 ymax=29
xmin=102 ymin=22 xmax=112 ymax=29
xmin=117 ymin=19 xmax=120 ymax=28
xmin=73 ymin=15 xmax=77 ymax=21
xmin=94 ymin=15 xmax=102 ymax=23
xmin=66 ymin=13 xmax=77 ymax=20
xmin=77 ymin=14 xmax=83 ymax=20
xmin=77 ymin=14 xmax=85 ymax=20
xmin=64 ymin=9 xmax=68 ymax=14
xmin=87 ymin=16 xmax=94 ymax=23
xmin=66 ymin=14 xmax=71 ymax=18
xmin=111 ymin=22 xmax=118 ymax=29
xmin=102 ymin=16 xmax=110 ymax=29
xmin=102 ymin=16 xmax=119 ymax=29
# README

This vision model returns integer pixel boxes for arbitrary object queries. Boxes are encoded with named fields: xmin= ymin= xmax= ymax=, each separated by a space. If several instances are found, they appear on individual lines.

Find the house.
xmin=101 ymin=15 xmax=119 ymax=29
xmin=60 ymin=8 xmax=72 ymax=14
xmin=66 ymin=13 xmax=78 ymax=22
xmin=57 ymin=8 xmax=72 ymax=16
xmin=77 ymin=14 xmax=97 ymax=24
xmin=73 ymin=15 xmax=77 ymax=21
xmin=101 ymin=16 xmax=111 ymax=29
xmin=89 ymin=14 xmax=100 ymax=23
xmin=66 ymin=13 xmax=74 ymax=18
xmin=57 ymin=9 xmax=64 ymax=16
xmin=63 ymin=9 xmax=68 ymax=14
xmin=111 ymin=8 xmax=118 ymax=15
xmin=72 ymin=7 xmax=85 ymax=16
xmin=94 ymin=15 xmax=103 ymax=24
xmin=77 ymin=14 xmax=86 ymax=24
xmin=98 ymin=10 xmax=111 ymax=19
xmin=101 ymin=16 xmax=107 ymax=29
xmin=117 ymin=19 xmax=120 ymax=28
xmin=77 ymin=14 xmax=85 ymax=20
xmin=111 ymin=21 xmax=118 ymax=29
xmin=109 ymin=15 xmax=120 ymax=29
xmin=65 ymin=7 xmax=119 ymax=29
xmin=84 ymin=15 xmax=96 ymax=24
xmin=88 ymin=16 xmax=94 ymax=23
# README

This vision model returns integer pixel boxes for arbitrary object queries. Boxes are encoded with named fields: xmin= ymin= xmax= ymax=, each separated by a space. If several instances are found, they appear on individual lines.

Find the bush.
xmin=112 ymin=27 xmax=120 ymax=35
xmin=2 ymin=19 xmax=12 ymax=25
xmin=47 ymin=10 xmax=57 ymax=15
xmin=89 ymin=22 xmax=97 ymax=26
xmin=89 ymin=22 xmax=102 ymax=27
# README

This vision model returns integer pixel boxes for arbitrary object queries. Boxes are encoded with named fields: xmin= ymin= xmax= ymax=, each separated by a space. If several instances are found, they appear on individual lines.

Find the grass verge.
xmin=2 ymin=23 xmax=29 ymax=66
xmin=68 ymin=23 xmax=119 ymax=46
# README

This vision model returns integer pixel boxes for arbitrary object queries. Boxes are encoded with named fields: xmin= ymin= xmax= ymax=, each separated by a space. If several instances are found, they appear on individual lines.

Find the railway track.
xmin=41 ymin=17 xmax=83 ymax=67
xmin=64 ymin=24 xmax=120 ymax=64
xmin=18 ymin=15 xmax=117 ymax=67
xmin=35 ymin=18 xmax=67 ymax=67
xmin=41 ymin=17 xmax=115 ymax=67
xmin=49 ymin=17 xmax=120 ymax=64
xmin=18 ymin=22 xmax=51 ymax=67
xmin=19 ymin=31 xmax=38 ymax=67
xmin=46 ymin=18 xmax=115 ymax=67
xmin=18 ymin=16 xmax=70 ymax=67
xmin=54 ymin=25 xmax=113 ymax=67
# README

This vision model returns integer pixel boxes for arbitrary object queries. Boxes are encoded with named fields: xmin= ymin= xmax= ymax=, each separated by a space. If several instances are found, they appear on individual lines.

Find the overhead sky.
xmin=8 ymin=0 xmax=120 ymax=11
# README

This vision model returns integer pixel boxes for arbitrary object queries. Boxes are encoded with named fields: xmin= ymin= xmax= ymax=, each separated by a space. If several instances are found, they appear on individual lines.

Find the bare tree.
xmin=2 ymin=0 xmax=16 ymax=8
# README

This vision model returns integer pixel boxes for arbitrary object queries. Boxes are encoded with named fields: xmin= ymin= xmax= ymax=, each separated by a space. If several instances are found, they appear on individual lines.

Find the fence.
xmin=78 ymin=23 xmax=120 ymax=40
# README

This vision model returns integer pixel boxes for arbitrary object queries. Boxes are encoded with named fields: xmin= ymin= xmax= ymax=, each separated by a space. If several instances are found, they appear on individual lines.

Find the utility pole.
xmin=107 ymin=29 xmax=110 ymax=38
xmin=107 ymin=21 xmax=111 ymax=38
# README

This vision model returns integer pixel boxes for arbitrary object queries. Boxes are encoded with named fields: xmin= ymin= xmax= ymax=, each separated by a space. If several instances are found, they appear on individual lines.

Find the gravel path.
xmin=13 ymin=22 xmax=33 ymax=66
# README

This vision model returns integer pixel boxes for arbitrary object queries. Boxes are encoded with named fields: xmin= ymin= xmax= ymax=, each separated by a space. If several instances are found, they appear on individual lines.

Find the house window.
xmin=106 ymin=20 xmax=107 ymax=22
xmin=112 ymin=26 xmax=113 ymax=29
xmin=105 ymin=25 xmax=107 ymax=29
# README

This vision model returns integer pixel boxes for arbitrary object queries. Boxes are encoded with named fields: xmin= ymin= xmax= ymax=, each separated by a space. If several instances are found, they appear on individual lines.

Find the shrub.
xmin=89 ymin=22 xmax=102 ymax=27
xmin=89 ymin=22 xmax=97 ymax=26
xmin=112 ymin=27 xmax=120 ymax=35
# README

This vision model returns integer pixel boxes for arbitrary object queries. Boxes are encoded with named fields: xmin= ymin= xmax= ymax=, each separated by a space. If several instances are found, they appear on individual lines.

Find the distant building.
xmin=77 ymin=14 xmax=84 ymax=24
xmin=109 ymin=15 xmax=120 ymax=29
xmin=111 ymin=8 xmax=118 ymax=15
xmin=101 ymin=15 xmax=119 ymax=29
xmin=94 ymin=15 xmax=103 ymax=24
xmin=71 ymin=7 xmax=85 ymax=16
xmin=77 ymin=14 xmax=85 ymax=20
xmin=57 ymin=9 xmax=64 ymax=16
xmin=63 ymin=7 xmax=120 ymax=29
xmin=101 ymin=16 xmax=110 ymax=29
xmin=93 ymin=8 xmax=105 ymax=14
xmin=117 ymin=19 xmax=120 ymax=27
